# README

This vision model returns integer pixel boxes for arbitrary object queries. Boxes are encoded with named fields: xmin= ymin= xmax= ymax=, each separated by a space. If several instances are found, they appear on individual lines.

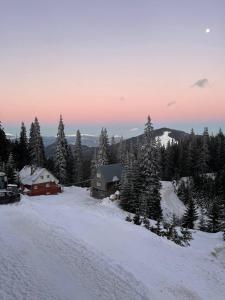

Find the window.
xmin=46 ymin=183 xmax=50 ymax=188
xmin=97 ymin=172 xmax=101 ymax=178
xmin=97 ymin=182 xmax=101 ymax=187
xmin=34 ymin=185 xmax=38 ymax=190
xmin=46 ymin=175 xmax=50 ymax=178
xmin=40 ymin=176 xmax=44 ymax=179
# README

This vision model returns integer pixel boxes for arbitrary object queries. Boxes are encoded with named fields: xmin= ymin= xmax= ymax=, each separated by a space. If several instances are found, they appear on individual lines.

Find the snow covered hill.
xmin=157 ymin=131 xmax=177 ymax=147
xmin=0 ymin=187 xmax=224 ymax=300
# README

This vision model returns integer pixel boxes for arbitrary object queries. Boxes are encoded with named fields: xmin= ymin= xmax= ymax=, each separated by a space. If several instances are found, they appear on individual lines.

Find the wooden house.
xmin=91 ymin=163 xmax=122 ymax=199
xmin=19 ymin=166 xmax=61 ymax=196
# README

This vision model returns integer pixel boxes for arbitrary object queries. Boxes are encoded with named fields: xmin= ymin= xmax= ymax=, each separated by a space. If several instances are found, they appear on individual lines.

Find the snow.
xmin=157 ymin=131 xmax=177 ymax=147
xmin=19 ymin=166 xmax=59 ymax=185
xmin=161 ymin=181 xmax=185 ymax=221
xmin=0 ymin=186 xmax=225 ymax=300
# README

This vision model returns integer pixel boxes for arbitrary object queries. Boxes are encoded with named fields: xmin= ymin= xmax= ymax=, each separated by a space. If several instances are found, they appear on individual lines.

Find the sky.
xmin=0 ymin=0 xmax=225 ymax=137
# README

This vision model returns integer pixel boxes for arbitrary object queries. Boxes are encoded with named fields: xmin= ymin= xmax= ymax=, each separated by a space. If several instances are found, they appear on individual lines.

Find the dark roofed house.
xmin=91 ymin=163 xmax=122 ymax=199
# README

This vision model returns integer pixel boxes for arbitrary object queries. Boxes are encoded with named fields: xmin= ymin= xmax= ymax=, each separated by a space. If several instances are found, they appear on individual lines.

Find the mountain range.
xmin=45 ymin=128 xmax=190 ymax=159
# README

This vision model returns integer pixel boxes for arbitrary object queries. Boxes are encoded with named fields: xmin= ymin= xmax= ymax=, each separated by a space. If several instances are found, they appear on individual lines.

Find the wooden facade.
xmin=91 ymin=163 xmax=122 ymax=199
xmin=20 ymin=166 xmax=61 ymax=197
xmin=23 ymin=181 xmax=61 ymax=196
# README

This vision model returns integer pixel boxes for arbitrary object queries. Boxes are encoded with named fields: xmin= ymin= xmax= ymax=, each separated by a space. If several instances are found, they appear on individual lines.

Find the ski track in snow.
xmin=0 ymin=185 xmax=225 ymax=300
xmin=0 ymin=207 xmax=150 ymax=300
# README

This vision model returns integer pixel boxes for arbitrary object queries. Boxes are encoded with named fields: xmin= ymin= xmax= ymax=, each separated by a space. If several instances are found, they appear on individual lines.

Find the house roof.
xmin=19 ymin=166 xmax=57 ymax=185
xmin=97 ymin=163 xmax=122 ymax=183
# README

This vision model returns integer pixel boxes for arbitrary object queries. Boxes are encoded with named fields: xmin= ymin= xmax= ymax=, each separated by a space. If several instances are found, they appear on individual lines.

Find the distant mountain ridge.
xmin=45 ymin=128 xmax=190 ymax=158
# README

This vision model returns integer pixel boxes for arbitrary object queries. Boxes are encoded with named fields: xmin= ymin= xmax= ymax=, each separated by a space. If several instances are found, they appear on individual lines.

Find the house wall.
xmin=24 ymin=182 xmax=61 ymax=196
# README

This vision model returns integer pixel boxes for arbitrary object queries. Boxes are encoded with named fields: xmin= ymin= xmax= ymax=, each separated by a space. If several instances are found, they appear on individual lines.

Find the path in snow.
xmin=0 ymin=205 xmax=150 ymax=300
xmin=0 ymin=187 xmax=224 ymax=300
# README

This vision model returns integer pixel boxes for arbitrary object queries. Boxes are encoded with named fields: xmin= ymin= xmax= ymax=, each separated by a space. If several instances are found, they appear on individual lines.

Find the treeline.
xmin=0 ymin=117 xmax=86 ymax=186
xmin=118 ymin=124 xmax=225 ymax=238
xmin=0 ymin=116 xmax=225 ymax=239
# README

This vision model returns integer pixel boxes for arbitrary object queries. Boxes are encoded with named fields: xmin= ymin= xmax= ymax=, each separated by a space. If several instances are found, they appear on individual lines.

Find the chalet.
xmin=19 ymin=166 xmax=61 ymax=196
xmin=91 ymin=163 xmax=122 ymax=199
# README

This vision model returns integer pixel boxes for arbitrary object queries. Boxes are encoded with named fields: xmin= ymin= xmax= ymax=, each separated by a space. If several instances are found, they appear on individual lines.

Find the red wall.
xmin=24 ymin=182 xmax=61 ymax=196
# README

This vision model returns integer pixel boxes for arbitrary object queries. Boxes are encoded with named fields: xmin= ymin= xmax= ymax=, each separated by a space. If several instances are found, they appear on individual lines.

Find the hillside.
xmin=45 ymin=127 xmax=189 ymax=158
xmin=0 ymin=185 xmax=224 ymax=300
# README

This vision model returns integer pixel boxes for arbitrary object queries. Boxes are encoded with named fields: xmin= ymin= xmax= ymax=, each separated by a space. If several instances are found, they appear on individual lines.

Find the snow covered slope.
xmin=161 ymin=181 xmax=185 ymax=221
xmin=157 ymin=131 xmax=177 ymax=147
xmin=0 ymin=187 xmax=224 ymax=300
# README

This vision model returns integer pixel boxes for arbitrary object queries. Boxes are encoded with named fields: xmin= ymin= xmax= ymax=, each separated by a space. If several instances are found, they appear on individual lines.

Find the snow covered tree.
xmin=0 ymin=121 xmax=9 ymax=163
xmin=97 ymin=128 xmax=109 ymax=166
xmin=120 ymin=152 xmax=134 ymax=212
xmin=198 ymin=127 xmax=210 ymax=174
xmin=74 ymin=129 xmax=83 ymax=185
xmin=29 ymin=118 xmax=45 ymax=167
xmin=5 ymin=152 xmax=17 ymax=183
xmin=109 ymin=136 xmax=117 ymax=163
xmin=182 ymin=189 xmax=198 ymax=229
xmin=207 ymin=196 xmax=224 ymax=233
xmin=55 ymin=115 xmax=69 ymax=184
xmin=17 ymin=122 xmax=30 ymax=169
xmin=117 ymin=137 xmax=126 ymax=164
xmin=140 ymin=116 xmax=162 ymax=221
xmin=199 ymin=207 xmax=207 ymax=231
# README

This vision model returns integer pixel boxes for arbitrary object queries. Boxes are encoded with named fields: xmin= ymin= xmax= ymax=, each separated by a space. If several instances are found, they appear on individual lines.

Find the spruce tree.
xmin=120 ymin=152 xmax=134 ymax=212
xmin=199 ymin=207 xmax=207 ymax=231
xmin=74 ymin=129 xmax=83 ymax=185
xmin=5 ymin=153 xmax=17 ymax=183
xmin=198 ymin=127 xmax=210 ymax=174
xmin=55 ymin=115 xmax=69 ymax=184
xmin=207 ymin=196 xmax=224 ymax=233
xmin=29 ymin=118 xmax=45 ymax=167
xmin=140 ymin=116 xmax=162 ymax=221
xmin=97 ymin=128 xmax=109 ymax=166
xmin=182 ymin=188 xmax=198 ymax=229
xmin=0 ymin=121 xmax=9 ymax=162
xmin=17 ymin=122 xmax=30 ymax=169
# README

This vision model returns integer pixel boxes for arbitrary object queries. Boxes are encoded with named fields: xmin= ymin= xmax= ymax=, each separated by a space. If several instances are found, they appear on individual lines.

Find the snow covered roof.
xmin=97 ymin=163 xmax=122 ymax=183
xmin=19 ymin=166 xmax=57 ymax=185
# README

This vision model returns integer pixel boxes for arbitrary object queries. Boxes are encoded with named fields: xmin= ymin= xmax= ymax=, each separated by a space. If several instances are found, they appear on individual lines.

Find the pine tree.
xmin=97 ymin=128 xmax=109 ymax=166
xmin=17 ymin=122 xmax=30 ymax=169
xmin=109 ymin=136 xmax=117 ymax=163
xmin=140 ymin=116 xmax=162 ymax=221
xmin=182 ymin=189 xmax=198 ymax=229
xmin=198 ymin=127 xmax=210 ymax=174
xmin=29 ymin=118 xmax=45 ymax=167
xmin=5 ymin=153 xmax=17 ymax=183
xmin=74 ymin=129 xmax=83 ymax=185
xmin=117 ymin=137 xmax=126 ymax=164
xmin=120 ymin=152 xmax=134 ymax=212
xmin=207 ymin=196 xmax=224 ymax=233
xmin=0 ymin=121 xmax=9 ymax=163
xmin=199 ymin=207 xmax=207 ymax=231
xmin=55 ymin=115 xmax=69 ymax=184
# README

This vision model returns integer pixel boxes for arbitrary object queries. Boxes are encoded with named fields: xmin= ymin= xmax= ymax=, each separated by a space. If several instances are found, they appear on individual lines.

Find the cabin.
xmin=19 ymin=166 xmax=61 ymax=196
xmin=91 ymin=163 xmax=122 ymax=199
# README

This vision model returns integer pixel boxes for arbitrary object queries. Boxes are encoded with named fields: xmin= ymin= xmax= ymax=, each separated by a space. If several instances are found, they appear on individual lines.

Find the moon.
xmin=205 ymin=28 xmax=211 ymax=34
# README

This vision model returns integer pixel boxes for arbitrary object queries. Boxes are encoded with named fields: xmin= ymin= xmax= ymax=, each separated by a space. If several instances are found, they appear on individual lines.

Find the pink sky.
xmin=0 ymin=0 xmax=225 ymax=135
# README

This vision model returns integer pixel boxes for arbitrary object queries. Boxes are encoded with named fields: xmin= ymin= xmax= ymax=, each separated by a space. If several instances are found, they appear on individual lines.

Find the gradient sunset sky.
xmin=0 ymin=0 xmax=225 ymax=137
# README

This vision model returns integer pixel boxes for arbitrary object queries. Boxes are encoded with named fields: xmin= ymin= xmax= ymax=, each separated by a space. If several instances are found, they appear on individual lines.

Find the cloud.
xmin=191 ymin=78 xmax=209 ymax=88
xmin=167 ymin=101 xmax=176 ymax=107
xmin=130 ymin=128 xmax=139 ymax=132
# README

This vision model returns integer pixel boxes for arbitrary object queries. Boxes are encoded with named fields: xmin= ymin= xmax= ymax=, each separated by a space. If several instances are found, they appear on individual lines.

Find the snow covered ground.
xmin=0 ymin=185 xmax=224 ymax=300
